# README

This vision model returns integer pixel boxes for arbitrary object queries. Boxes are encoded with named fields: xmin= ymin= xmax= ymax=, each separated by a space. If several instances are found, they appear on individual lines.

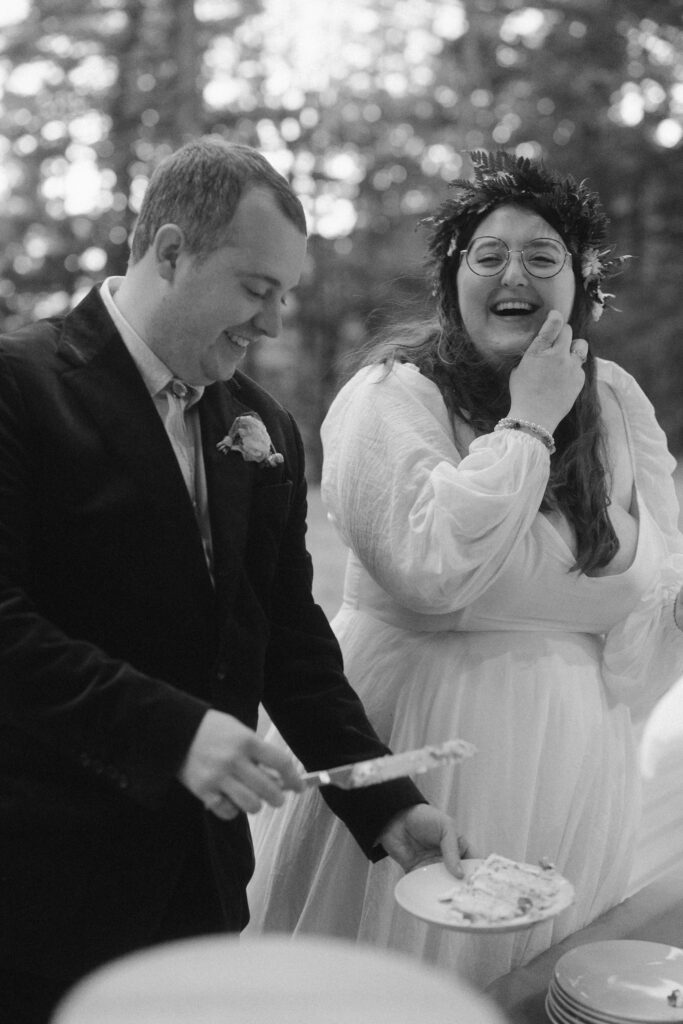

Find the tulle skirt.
xmin=247 ymin=612 xmax=637 ymax=989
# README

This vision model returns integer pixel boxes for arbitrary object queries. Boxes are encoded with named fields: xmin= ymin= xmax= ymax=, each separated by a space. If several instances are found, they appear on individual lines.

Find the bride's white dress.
xmin=247 ymin=359 xmax=683 ymax=988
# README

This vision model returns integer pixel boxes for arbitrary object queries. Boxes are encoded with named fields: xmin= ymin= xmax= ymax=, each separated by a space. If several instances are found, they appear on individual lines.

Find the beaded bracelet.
xmin=494 ymin=417 xmax=556 ymax=454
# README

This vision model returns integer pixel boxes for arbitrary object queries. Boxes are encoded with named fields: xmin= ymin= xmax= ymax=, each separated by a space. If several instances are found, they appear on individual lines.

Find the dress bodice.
xmin=325 ymin=359 xmax=682 ymax=640
xmin=341 ymin=491 xmax=661 ymax=634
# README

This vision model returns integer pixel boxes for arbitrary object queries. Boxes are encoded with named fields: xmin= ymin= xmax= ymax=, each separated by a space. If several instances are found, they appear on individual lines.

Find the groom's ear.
xmin=154 ymin=224 xmax=184 ymax=281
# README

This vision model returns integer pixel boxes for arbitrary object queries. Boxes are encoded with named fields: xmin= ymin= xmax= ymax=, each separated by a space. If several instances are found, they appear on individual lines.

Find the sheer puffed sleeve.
xmin=599 ymin=360 xmax=683 ymax=714
xmin=320 ymin=362 xmax=551 ymax=615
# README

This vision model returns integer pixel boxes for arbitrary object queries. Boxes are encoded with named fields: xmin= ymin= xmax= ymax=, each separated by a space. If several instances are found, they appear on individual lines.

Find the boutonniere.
xmin=216 ymin=414 xmax=284 ymax=468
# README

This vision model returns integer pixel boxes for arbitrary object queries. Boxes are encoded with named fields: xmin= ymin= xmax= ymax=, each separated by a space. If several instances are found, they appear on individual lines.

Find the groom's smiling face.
xmin=148 ymin=187 xmax=307 ymax=385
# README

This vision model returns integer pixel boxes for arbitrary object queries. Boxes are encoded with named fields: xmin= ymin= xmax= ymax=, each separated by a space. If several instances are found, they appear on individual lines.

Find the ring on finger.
xmin=207 ymin=793 xmax=228 ymax=812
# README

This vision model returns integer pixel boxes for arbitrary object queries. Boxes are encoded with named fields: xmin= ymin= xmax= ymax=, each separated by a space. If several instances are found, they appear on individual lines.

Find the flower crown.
xmin=426 ymin=150 xmax=629 ymax=321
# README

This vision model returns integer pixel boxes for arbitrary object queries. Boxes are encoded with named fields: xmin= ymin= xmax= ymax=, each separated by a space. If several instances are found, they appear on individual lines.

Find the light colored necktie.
xmin=163 ymin=379 xmax=214 ymax=577
xmin=163 ymin=379 xmax=202 ymax=504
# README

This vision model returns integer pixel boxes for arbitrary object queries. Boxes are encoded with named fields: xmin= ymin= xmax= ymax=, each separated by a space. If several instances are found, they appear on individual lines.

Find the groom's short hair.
xmin=129 ymin=136 xmax=307 ymax=264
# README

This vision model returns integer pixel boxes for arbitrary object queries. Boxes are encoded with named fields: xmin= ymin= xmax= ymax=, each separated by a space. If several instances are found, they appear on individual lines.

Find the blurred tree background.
xmin=0 ymin=0 xmax=681 ymax=479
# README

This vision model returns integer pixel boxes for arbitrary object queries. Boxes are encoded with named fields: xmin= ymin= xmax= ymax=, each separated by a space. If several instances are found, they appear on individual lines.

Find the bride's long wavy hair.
xmin=348 ymin=200 xmax=619 ymax=575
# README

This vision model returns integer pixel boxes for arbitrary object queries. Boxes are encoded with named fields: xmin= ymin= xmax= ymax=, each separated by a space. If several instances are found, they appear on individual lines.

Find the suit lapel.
xmin=199 ymin=382 xmax=256 ymax=593
xmin=56 ymin=288 xmax=211 ymax=575
xmin=57 ymin=288 xmax=262 ymax=607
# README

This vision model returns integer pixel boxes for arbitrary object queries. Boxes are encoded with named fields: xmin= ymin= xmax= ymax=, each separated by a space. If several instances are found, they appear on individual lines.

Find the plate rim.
xmin=553 ymin=941 xmax=683 ymax=1023
xmin=550 ymin=979 xmax=629 ymax=1024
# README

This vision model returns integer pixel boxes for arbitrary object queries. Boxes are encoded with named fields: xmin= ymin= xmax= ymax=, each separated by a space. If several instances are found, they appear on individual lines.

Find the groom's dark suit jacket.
xmin=0 ymin=287 xmax=422 ymax=983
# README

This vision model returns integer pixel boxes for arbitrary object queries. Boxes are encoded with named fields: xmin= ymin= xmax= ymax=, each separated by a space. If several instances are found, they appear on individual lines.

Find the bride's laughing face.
xmin=455 ymin=205 xmax=575 ymax=368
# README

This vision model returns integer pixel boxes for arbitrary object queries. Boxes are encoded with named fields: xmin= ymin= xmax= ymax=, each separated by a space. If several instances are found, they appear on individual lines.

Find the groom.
xmin=0 ymin=137 xmax=464 ymax=1022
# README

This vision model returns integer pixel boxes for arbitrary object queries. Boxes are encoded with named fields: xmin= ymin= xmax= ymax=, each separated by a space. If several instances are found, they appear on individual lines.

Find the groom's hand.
xmin=178 ymin=709 xmax=303 ymax=820
xmin=378 ymin=805 xmax=470 ymax=877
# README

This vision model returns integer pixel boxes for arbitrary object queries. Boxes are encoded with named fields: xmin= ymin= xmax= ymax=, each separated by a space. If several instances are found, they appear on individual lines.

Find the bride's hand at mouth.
xmin=507 ymin=310 xmax=588 ymax=434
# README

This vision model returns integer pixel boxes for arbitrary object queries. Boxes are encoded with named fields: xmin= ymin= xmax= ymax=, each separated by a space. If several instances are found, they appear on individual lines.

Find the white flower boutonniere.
xmin=217 ymin=414 xmax=284 ymax=468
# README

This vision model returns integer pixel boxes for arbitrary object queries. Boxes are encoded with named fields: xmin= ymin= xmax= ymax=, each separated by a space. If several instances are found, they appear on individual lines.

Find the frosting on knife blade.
xmin=347 ymin=738 xmax=476 ymax=788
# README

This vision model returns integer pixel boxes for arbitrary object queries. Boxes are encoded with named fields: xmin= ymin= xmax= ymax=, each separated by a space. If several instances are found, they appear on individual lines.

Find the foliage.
xmin=0 ymin=0 xmax=682 ymax=472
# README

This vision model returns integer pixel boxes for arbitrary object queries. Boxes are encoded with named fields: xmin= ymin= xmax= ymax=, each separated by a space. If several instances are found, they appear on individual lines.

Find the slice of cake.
xmin=438 ymin=854 xmax=567 ymax=925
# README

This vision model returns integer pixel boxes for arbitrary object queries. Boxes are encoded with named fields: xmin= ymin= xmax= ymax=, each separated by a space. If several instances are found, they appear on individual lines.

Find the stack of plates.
xmin=546 ymin=940 xmax=683 ymax=1023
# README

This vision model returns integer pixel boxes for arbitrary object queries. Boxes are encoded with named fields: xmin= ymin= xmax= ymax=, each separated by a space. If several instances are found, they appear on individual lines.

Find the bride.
xmin=246 ymin=151 xmax=683 ymax=988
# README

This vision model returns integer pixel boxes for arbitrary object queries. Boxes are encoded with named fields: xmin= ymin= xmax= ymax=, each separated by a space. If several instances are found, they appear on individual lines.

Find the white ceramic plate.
xmin=394 ymin=859 xmax=574 ymax=934
xmin=549 ymin=979 xmax=623 ymax=1024
xmin=554 ymin=941 xmax=683 ymax=1022
xmin=549 ymin=980 xmax=621 ymax=1024
xmin=546 ymin=989 xmax=581 ymax=1024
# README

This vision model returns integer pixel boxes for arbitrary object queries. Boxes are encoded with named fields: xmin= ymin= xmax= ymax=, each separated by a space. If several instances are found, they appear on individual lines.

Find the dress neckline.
xmin=538 ymin=488 xmax=650 ymax=583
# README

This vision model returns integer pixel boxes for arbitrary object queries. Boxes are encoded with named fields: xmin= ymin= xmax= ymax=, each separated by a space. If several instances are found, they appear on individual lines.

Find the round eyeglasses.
xmin=461 ymin=236 xmax=570 ymax=279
